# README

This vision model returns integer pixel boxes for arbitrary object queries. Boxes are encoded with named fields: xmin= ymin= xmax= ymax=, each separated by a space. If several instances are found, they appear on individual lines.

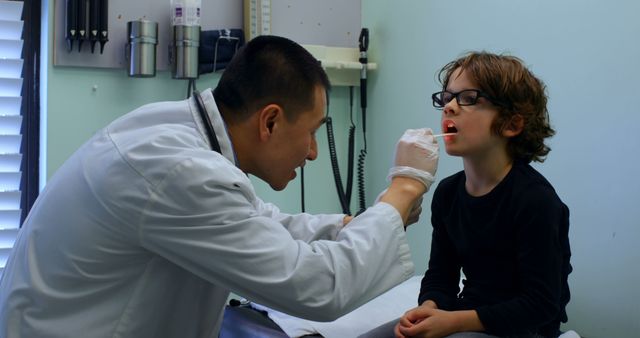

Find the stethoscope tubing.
xmin=193 ymin=91 xmax=222 ymax=154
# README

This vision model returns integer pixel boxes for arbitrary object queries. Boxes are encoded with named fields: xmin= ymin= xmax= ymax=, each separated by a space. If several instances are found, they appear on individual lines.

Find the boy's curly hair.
xmin=438 ymin=52 xmax=555 ymax=163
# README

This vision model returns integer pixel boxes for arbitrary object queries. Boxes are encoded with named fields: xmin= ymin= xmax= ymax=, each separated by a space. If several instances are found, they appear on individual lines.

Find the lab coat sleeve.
xmin=253 ymin=197 xmax=345 ymax=242
xmin=138 ymin=157 xmax=415 ymax=322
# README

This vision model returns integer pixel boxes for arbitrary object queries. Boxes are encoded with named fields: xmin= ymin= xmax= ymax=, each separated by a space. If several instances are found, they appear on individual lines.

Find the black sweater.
xmin=419 ymin=162 xmax=571 ymax=337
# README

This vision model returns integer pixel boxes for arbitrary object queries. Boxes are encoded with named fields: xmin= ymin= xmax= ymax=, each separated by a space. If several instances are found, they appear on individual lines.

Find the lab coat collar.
xmin=192 ymin=88 xmax=238 ymax=166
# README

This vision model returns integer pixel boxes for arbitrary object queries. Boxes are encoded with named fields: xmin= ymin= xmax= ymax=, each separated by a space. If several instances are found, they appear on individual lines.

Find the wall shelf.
xmin=302 ymin=44 xmax=376 ymax=87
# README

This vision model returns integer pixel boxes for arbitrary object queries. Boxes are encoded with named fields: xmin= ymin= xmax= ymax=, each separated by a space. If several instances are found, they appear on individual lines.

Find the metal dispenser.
xmin=170 ymin=25 xmax=200 ymax=79
xmin=169 ymin=0 xmax=201 ymax=79
xmin=125 ymin=20 xmax=159 ymax=77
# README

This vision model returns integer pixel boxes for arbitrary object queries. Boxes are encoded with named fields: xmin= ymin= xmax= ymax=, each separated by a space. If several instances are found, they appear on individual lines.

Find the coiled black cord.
xmin=345 ymin=126 xmax=355 ymax=205
xmin=356 ymin=106 xmax=367 ymax=215
xmin=326 ymin=117 xmax=349 ymax=214
xmin=325 ymin=87 xmax=358 ymax=215
xmin=345 ymin=87 xmax=356 ymax=207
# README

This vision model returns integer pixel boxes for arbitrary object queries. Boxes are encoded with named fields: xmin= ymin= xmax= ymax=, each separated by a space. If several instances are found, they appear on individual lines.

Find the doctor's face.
xmin=263 ymin=85 xmax=327 ymax=191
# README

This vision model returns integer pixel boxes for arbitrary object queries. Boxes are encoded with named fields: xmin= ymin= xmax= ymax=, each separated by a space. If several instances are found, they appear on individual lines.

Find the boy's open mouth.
xmin=443 ymin=120 xmax=458 ymax=134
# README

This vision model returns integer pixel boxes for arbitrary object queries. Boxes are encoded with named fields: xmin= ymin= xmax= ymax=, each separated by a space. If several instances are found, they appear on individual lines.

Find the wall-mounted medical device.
xmin=198 ymin=29 xmax=244 ymax=75
xmin=170 ymin=25 xmax=200 ymax=79
xmin=169 ymin=0 xmax=201 ymax=79
xmin=125 ymin=20 xmax=158 ymax=77
xmin=65 ymin=0 xmax=109 ymax=53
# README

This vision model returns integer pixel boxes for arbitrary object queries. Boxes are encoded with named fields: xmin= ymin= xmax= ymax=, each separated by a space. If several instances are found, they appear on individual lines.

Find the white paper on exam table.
xmin=250 ymin=275 xmax=422 ymax=338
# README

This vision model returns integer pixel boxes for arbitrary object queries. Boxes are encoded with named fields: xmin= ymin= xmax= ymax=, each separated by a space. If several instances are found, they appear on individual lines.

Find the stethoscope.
xmin=193 ymin=90 xmax=222 ymax=154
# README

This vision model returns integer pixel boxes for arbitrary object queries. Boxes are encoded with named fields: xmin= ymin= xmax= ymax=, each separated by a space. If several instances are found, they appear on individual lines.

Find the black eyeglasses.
xmin=431 ymin=89 xmax=507 ymax=109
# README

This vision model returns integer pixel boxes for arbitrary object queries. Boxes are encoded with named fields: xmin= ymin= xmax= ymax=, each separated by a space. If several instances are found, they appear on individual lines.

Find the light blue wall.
xmin=362 ymin=1 xmax=640 ymax=337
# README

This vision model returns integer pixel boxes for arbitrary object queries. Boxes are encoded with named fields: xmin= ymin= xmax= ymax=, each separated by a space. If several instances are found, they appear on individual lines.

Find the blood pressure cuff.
xmin=198 ymin=29 xmax=244 ymax=74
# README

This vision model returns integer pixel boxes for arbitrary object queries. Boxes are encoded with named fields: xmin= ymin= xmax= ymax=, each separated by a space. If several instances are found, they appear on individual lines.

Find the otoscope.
xmin=89 ymin=0 xmax=99 ymax=52
xmin=65 ymin=0 xmax=78 ymax=52
xmin=99 ymin=0 xmax=109 ymax=53
xmin=77 ymin=0 xmax=87 ymax=51
xmin=358 ymin=28 xmax=369 ymax=134
xmin=356 ymin=28 xmax=369 ymax=214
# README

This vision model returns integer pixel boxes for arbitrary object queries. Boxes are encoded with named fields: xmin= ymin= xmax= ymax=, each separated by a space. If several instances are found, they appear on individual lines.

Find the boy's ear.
xmin=502 ymin=114 xmax=524 ymax=137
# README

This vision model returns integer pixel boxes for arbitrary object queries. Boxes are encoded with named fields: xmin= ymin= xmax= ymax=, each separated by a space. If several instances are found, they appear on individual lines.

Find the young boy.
xmin=394 ymin=52 xmax=572 ymax=338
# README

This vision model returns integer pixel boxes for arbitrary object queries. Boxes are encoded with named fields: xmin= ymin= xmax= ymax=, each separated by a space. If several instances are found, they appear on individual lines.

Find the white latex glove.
xmin=387 ymin=128 xmax=439 ymax=190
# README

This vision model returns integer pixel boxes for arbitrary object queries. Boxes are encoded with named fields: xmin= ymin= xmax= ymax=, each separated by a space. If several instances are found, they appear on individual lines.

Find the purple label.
xmin=175 ymin=8 xmax=183 ymax=17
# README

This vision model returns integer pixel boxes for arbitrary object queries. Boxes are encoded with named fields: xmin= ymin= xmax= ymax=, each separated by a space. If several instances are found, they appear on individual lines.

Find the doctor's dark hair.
xmin=438 ymin=52 xmax=555 ymax=163
xmin=213 ymin=35 xmax=330 ymax=122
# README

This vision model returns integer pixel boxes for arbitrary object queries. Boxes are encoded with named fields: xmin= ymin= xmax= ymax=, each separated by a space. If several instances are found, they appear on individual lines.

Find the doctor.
xmin=0 ymin=35 xmax=439 ymax=338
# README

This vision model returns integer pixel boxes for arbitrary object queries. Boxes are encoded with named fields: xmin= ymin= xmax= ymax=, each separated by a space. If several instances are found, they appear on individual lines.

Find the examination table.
xmin=217 ymin=275 xmax=581 ymax=338
xmin=218 ymin=276 xmax=422 ymax=338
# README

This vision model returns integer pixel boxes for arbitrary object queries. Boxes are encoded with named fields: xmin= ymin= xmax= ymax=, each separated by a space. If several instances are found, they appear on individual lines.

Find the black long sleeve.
xmin=419 ymin=163 xmax=571 ymax=337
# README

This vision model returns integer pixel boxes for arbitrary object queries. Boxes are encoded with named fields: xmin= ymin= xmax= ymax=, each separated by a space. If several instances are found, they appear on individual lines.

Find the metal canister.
xmin=170 ymin=25 xmax=200 ymax=79
xmin=126 ymin=20 xmax=158 ymax=77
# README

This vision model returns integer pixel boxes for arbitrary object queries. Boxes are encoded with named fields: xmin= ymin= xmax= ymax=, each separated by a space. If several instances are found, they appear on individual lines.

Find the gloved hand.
xmin=387 ymin=128 xmax=439 ymax=191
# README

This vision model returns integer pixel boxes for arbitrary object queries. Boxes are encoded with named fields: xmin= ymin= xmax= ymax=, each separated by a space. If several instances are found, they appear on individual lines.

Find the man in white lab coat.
xmin=0 ymin=35 xmax=439 ymax=337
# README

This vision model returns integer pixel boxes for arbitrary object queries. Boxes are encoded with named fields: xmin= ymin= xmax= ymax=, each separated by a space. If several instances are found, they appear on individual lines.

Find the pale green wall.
xmin=45 ymin=0 xmax=640 ymax=336
xmin=44 ymin=1 xmax=355 ymax=215
xmin=362 ymin=0 xmax=640 ymax=337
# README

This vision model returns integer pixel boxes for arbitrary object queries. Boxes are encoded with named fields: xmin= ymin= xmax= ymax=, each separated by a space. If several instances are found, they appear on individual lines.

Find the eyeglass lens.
xmin=433 ymin=90 xmax=480 ymax=108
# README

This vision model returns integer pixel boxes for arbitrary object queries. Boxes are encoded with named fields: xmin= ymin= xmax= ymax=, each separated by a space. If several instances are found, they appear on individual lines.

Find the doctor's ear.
xmin=258 ymin=104 xmax=283 ymax=140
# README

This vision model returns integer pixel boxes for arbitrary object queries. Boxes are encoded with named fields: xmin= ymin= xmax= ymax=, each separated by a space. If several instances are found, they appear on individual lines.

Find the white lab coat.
xmin=0 ymin=89 xmax=414 ymax=338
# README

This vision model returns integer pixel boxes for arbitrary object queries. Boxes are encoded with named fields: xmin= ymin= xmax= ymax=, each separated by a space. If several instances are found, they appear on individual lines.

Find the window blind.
xmin=0 ymin=0 xmax=24 ymax=274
